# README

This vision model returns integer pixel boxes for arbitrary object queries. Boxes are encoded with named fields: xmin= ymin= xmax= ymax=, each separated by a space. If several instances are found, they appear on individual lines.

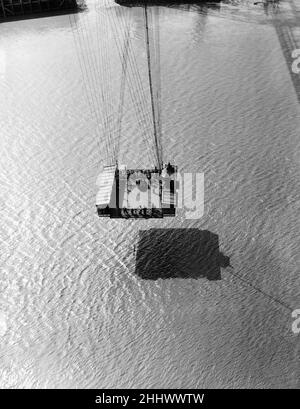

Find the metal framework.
xmin=96 ymin=165 xmax=177 ymax=219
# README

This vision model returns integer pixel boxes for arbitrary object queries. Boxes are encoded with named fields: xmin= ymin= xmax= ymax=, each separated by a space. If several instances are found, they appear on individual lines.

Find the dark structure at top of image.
xmin=0 ymin=0 xmax=79 ymax=21
xmin=116 ymin=0 xmax=221 ymax=7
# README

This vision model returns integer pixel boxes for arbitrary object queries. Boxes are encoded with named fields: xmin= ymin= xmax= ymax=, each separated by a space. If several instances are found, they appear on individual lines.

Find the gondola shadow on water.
xmin=134 ymin=228 xmax=230 ymax=280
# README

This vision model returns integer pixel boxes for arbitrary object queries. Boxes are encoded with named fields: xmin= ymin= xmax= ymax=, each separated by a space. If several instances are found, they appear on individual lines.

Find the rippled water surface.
xmin=0 ymin=0 xmax=300 ymax=388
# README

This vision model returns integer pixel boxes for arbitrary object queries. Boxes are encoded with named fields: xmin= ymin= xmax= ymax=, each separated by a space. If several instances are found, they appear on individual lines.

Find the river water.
xmin=0 ymin=0 xmax=300 ymax=388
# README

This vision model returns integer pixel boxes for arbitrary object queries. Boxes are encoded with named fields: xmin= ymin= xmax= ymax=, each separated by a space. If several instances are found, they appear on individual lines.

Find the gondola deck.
xmin=96 ymin=164 xmax=177 ymax=219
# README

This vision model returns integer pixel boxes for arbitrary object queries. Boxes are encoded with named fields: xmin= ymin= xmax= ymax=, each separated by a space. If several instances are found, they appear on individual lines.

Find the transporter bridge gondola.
xmin=71 ymin=1 xmax=177 ymax=218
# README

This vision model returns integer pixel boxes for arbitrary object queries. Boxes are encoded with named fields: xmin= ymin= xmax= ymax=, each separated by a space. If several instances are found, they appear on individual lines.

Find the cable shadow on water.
xmin=254 ymin=0 xmax=300 ymax=105
xmin=134 ymin=228 xmax=230 ymax=280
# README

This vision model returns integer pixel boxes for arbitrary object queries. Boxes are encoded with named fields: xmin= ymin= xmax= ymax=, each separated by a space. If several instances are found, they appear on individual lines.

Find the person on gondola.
xmin=166 ymin=162 xmax=175 ymax=175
